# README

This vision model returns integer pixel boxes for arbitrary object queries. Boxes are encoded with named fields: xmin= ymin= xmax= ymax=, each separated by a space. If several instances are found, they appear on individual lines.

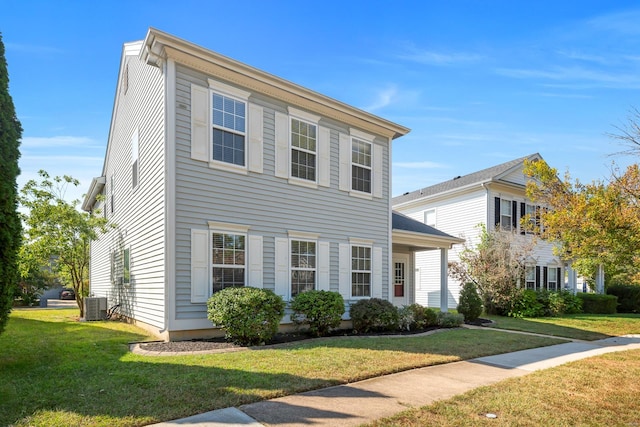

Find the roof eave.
xmin=81 ymin=176 xmax=106 ymax=212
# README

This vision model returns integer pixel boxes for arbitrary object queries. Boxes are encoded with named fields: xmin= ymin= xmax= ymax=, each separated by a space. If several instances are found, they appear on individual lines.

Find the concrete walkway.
xmin=150 ymin=330 xmax=640 ymax=427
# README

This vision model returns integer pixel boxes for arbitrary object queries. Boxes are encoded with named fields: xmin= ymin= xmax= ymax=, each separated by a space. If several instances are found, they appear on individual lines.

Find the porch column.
xmin=567 ymin=262 xmax=577 ymax=295
xmin=440 ymin=248 xmax=448 ymax=312
xmin=596 ymin=264 xmax=605 ymax=294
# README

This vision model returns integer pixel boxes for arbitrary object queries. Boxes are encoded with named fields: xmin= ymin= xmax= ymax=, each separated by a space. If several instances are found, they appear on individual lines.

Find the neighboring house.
xmin=82 ymin=28 xmax=460 ymax=340
xmin=393 ymin=153 xmax=566 ymax=309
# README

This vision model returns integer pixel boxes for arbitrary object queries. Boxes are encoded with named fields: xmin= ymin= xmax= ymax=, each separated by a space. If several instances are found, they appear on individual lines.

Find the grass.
xmin=0 ymin=308 xmax=565 ymax=427
xmin=367 ymin=348 xmax=640 ymax=427
xmin=485 ymin=313 xmax=640 ymax=340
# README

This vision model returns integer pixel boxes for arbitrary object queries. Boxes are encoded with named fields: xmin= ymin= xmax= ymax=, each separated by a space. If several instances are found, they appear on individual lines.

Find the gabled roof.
xmin=393 ymin=153 xmax=541 ymax=206
xmin=392 ymin=211 xmax=464 ymax=249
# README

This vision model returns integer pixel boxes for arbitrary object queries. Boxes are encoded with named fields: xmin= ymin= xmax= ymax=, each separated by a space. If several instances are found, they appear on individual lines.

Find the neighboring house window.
xmin=211 ymin=232 xmax=245 ymax=293
xmin=525 ymin=266 xmax=536 ymax=290
xmin=291 ymin=240 xmax=316 ymax=297
xmin=123 ymin=247 xmax=130 ymax=286
xmin=500 ymin=199 xmax=512 ymax=230
xmin=352 ymin=138 xmax=372 ymax=193
xmin=424 ymin=209 xmax=436 ymax=227
xmin=547 ymin=267 xmax=558 ymax=291
xmin=290 ymin=118 xmax=317 ymax=182
xmin=351 ymin=245 xmax=371 ymax=297
xmin=131 ymin=129 xmax=139 ymax=189
xmin=212 ymin=92 xmax=246 ymax=166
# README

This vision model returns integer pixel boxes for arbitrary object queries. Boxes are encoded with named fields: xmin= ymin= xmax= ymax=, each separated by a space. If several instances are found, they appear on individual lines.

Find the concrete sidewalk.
xmin=150 ymin=332 xmax=640 ymax=427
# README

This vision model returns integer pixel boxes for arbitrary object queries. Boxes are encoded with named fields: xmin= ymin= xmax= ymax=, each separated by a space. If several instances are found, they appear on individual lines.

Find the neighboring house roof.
xmin=393 ymin=153 xmax=541 ymax=207
xmin=392 ymin=211 xmax=464 ymax=249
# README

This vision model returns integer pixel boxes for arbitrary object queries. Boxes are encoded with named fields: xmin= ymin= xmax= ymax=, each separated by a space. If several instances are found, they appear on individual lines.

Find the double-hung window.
xmin=352 ymin=138 xmax=372 ymax=194
xmin=351 ymin=245 xmax=371 ymax=297
xmin=291 ymin=118 xmax=317 ymax=182
xmin=524 ymin=203 xmax=536 ymax=233
xmin=211 ymin=232 xmax=246 ymax=293
xmin=212 ymin=92 xmax=246 ymax=167
xmin=290 ymin=240 xmax=316 ymax=297
xmin=500 ymin=199 xmax=512 ymax=230
xmin=525 ymin=266 xmax=536 ymax=290
xmin=547 ymin=267 xmax=558 ymax=291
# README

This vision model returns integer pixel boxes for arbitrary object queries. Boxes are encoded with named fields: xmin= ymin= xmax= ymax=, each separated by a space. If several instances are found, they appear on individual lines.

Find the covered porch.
xmin=391 ymin=211 xmax=464 ymax=311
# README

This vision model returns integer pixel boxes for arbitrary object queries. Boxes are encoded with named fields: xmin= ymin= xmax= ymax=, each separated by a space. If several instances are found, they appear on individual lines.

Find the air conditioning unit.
xmin=84 ymin=297 xmax=107 ymax=321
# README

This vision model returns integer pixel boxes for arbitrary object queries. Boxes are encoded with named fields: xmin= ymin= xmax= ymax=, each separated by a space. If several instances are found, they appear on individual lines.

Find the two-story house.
xmin=82 ymin=28 xmax=461 ymax=340
xmin=392 ymin=153 xmax=565 ymax=309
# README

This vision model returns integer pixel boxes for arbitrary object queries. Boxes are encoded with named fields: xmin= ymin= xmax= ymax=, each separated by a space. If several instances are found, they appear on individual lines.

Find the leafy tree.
xmin=523 ymin=159 xmax=640 ymax=284
xmin=15 ymin=246 xmax=58 ymax=306
xmin=20 ymin=171 xmax=109 ymax=317
xmin=0 ymin=33 xmax=22 ymax=334
xmin=449 ymin=225 xmax=535 ymax=315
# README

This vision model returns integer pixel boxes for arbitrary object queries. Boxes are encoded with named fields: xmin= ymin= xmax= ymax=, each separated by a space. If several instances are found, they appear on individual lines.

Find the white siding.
xmin=89 ymin=50 xmax=166 ymax=329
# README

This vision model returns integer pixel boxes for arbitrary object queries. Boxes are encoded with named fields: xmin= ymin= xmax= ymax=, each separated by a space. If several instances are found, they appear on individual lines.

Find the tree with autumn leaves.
xmin=524 ymin=117 xmax=640 ymax=286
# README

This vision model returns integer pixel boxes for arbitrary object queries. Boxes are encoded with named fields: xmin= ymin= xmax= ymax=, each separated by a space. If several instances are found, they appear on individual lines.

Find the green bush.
xmin=349 ymin=298 xmax=399 ymax=333
xmin=508 ymin=289 xmax=544 ymax=318
xmin=577 ymin=293 xmax=617 ymax=314
xmin=397 ymin=305 xmax=414 ymax=331
xmin=290 ymin=290 xmax=345 ymax=337
xmin=207 ymin=287 xmax=285 ymax=345
xmin=436 ymin=311 xmax=464 ymax=328
xmin=457 ymin=282 xmax=483 ymax=322
xmin=607 ymin=284 xmax=640 ymax=313
xmin=399 ymin=303 xmax=437 ymax=330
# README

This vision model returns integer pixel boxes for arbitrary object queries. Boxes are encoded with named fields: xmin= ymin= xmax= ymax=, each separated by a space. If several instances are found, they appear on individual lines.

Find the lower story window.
xmin=525 ymin=266 xmax=536 ymax=290
xmin=547 ymin=267 xmax=558 ymax=291
xmin=352 ymin=245 xmax=371 ymax=297
xmin=291 ymin=240 xmax=316 ymax=297
xmin=212 ymin=232 xmax=245 ymax=293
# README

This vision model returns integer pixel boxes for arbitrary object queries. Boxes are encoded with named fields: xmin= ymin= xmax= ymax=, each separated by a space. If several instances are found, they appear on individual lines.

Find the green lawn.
xmin=485 ymin=313 xmax=640 ymax=340
xmin=1 ymin=308 xmax=564 ymax=427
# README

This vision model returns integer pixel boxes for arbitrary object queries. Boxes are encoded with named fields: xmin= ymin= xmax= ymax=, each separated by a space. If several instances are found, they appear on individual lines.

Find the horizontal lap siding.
xmin=174 ymin=65 xmax=390 ymax=320
xmin=90 ymin=53 xmax=166 ymax=329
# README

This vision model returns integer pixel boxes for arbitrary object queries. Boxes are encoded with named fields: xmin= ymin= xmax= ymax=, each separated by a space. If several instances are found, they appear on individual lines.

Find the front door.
xmin=392 ymin=255 xmax=409 ymax=306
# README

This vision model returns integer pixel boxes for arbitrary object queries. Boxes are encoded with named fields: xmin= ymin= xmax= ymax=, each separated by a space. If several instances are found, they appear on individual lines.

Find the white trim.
xmin=207 ymin=221 xmax=251 ymax=233
xmin=350 ymin=243 xmax=373 ymax=299
xmin=289 ymin=237 xmax=318 ymax=299
xmin=208 ymin=78 xmax=251 ymax=100
xmin=318 ymin=241 xmax=330 ymax=291
xmin=248 ymin=235 xmax=264 ymax=288
xmin=288 ymin=177 xmax=318 ymax=189
xmin=208 ymin=159 xmax=249 ymax=175
xmin=211 ymin=230 xmax=248 ymax=295
xmin=349 ymin=190 xmax=373 ymax=200
xmin=274 ymin=111 xmax=289 ymax=178
xmin=288 ymin=106 xmax=321 ymax=123
xmin=274 ymin=237 xmax=289 ymax=299
xmin=339 ymin=132 xmax=350 ymax=192
xmin=318 ymin=126 xmax=330 ymax=187
xmin=350 ymin=237 xmax=375 ymax=246
xmin=190 ymin=229 xmax=210 ymax=303
xmin=350 ymin=127 xmax=375 ymax=142
xmin=209 ymin=89 xmax=248 ymax=170
xmin=248 ymin=103 xmax=264 ymax=173
xmin=165 ymin=58 xmax=176 ymax=331
xmin=289 ymin=116 xmax=318 ymax=184
xmin=288 ymin=230 xmax=321 ymax=240
xmin=190 ymin=84 xmax=209 ymax=162
xmin=351 ymin=136 xmax=373 ymax=195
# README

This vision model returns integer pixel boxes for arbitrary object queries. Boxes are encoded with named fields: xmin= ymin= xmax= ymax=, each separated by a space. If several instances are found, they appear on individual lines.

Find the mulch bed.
xmin=138 ymin=318 xmax=493 ymax=353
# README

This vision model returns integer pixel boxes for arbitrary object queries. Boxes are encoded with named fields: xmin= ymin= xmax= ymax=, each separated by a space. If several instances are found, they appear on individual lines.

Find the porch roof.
xmin=392 ymin=211 xmax=464 ymax=251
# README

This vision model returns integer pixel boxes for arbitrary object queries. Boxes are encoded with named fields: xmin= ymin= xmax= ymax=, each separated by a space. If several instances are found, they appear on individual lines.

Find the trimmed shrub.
xmin=508 ymin=289 xmax=544 ymax=318
xmin=207 ymin=287 xmax=285 ymax=345
xmin=578 ymin=293 xmax=617 ymax=314
xmin=290 ymin=290 xmax=345 ymax=337
xmin=607 ymin=284 xmax=640 ymax=313
xmin=457 ymin=282 xmax=483 ymax=322
xmin=350 ymin=298 xmax=399 ymax=333
xmin=401 ymin=303 xmax=438 ymax=330
xmin=422 ymin=307 xmax=439 ymax=327
xmin=397 ymin=305 xmax=415 ymax=331
xmin=436 ymin=311 xmax=464 ymax=328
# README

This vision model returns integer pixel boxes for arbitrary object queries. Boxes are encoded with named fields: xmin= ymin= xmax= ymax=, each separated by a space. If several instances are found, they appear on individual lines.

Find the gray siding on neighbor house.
xmin=173 ymin=64 xmax=391 ymax=320
xmin=90 ymin=48 xmax=166 ymax=329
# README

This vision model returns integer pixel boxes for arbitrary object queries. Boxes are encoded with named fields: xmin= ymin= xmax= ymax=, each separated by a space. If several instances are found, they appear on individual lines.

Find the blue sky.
xmin=3 ymin=1 xmax=640 ymax=202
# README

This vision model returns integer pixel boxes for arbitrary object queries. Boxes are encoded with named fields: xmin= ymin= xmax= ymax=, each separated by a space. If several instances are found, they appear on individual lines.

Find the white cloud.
xmin=363 ymin=86 xmax=398 ymax=111
xmin=587 ymin=9 xmax=640 ymax=36
xmin=398 ymin=46 xmax=484 ymax=65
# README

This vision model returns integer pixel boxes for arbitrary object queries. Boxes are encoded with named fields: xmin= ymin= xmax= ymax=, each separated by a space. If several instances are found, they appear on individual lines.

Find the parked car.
xmin=59 ymin=288 xmax=75 ymax=300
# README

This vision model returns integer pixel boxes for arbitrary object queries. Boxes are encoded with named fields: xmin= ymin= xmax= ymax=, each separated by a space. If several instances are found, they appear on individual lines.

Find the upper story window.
xmin=424 ymin=209 xmax=436 ymax=227
xmin=211 ymin=232 xmax=246 ymax=293
xmin=212 ymin=92 xmax=246 ymax=167
xmin=291 ymin=239 xmax=316 ymax=297
xmin=351 ymin=245 xmax=371 ymax=297
xmin=500 ymin=198 xmax=512 ymax=230
xmin=352 ymin=138 xmax=372 ymax=194
xmin=290 ymin=118 xmax=317 ymax=182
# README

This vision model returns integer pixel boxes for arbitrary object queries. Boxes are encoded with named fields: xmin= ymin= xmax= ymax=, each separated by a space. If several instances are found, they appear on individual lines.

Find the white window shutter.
xmin=318 ymin=126 xmax=331 ymax=187
xmin=373 ymin=144 xmax=383 ymax=199
xmin=248 ymin=235 xmax=263 ymax=288
xmin=372 ymin=246 xmax=382 ymax=298
xmin=339 ymin=133 xmax=350 ymax=192
xmin=248 ymin=103 xmax=263 ymax=173
xmin=338 ymin=243 xmax=350 ymax=298
xmin=274 ymin=111 xmax=289 ymax=178
xmin=318 ymin=241 xmax=330 ymax=291
xmin=191 ymin=84 xmax=209 ymax=162
xmin=274 ymin=237 xmax=289 ymax=299
xmin=190 ymin=229 xmax=209 ymax=303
